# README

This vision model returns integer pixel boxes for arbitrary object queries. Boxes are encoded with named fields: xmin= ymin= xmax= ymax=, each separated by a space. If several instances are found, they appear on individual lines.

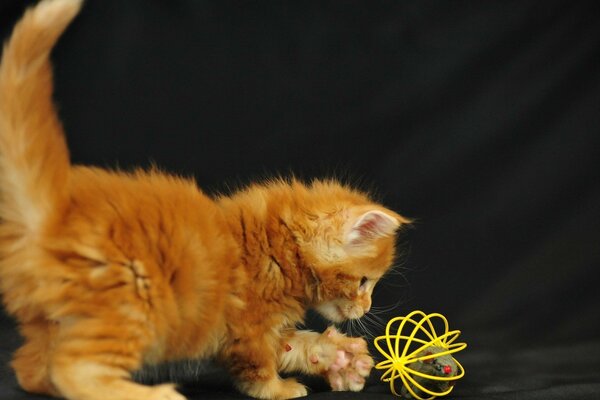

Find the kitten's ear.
xmin=346 ymin=210 xmax=406 ymax=247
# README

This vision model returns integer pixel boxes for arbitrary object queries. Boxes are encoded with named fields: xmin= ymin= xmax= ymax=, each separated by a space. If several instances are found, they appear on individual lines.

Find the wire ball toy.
xmin=373 ymin=311 xmax=467 ymax=399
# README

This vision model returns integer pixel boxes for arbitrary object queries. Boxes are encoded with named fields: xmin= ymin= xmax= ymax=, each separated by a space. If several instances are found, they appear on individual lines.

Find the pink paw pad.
xmin=336 ymin=350 xmax=350 ymax=368
xmin=329 ymin=374 xmax=344 ymax=391
xmin=347 ymin=371 xmax=363 ymax=383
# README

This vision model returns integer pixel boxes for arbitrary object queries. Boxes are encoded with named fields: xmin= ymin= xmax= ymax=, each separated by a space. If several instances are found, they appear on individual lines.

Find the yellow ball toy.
xmin=373 ymin=311 xmax=467 ymax=399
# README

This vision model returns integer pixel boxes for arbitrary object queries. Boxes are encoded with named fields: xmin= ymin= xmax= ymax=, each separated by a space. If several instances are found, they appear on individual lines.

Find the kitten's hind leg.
xmin=49 ymin=318 xmax=185 ymax=400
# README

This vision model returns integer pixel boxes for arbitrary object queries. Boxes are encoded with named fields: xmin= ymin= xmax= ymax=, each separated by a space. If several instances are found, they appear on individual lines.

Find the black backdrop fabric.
xmin=1 ymin=1 xmax=600 ymax=399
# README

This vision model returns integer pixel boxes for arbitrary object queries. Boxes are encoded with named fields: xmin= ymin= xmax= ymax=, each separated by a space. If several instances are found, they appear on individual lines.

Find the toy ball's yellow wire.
xmin=374 ymin=311 xmax=467 ymax=399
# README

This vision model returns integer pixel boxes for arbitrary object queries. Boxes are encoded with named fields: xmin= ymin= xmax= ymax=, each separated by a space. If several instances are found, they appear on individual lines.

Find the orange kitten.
xmin=0 ymin=1 xmax=409 ymax=399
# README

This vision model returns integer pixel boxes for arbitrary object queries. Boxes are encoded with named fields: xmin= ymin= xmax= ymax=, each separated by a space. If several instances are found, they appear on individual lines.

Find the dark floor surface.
xmin=2 ymin=319 xmax=599 ymax=400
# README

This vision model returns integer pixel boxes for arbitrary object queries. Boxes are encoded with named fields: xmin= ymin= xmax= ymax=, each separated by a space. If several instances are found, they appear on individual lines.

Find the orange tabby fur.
xmin=0 ymin=1 xmax=409 ymax=399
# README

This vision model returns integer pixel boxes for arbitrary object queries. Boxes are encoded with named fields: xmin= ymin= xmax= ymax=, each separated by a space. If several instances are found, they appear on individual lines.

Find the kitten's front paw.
xmin=147 ymin=384 xmax=187 ymax=400
xmin=279 ymin=378 xmax=309 ymax=399
xmin=309 ymin=327 xmax=374 ymax=392
xmin=239 ymin=377 xmax=308 ymax=400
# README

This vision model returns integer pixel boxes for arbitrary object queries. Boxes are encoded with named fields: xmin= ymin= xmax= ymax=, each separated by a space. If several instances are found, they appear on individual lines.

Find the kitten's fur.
xmin=0 ymin=1 xmax=409 ymax=399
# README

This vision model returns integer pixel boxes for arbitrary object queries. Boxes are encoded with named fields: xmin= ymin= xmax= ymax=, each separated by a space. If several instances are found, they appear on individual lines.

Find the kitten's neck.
xmin=218 ymin=188 xmax=318 ymax=305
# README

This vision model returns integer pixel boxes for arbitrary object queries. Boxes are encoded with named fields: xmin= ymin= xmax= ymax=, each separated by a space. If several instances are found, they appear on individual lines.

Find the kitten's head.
xmin=285 ymin=180 xmax=409 ymax=323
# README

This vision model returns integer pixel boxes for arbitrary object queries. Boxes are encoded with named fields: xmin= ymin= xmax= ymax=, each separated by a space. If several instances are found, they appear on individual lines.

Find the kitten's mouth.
xmin=335 ymin=305 xmax=346 ymax=320
xmin=324 ymin=305 xmax=346 ymax=323
xmin=335 ymin=306 xmax=364 ymax=321
xmin=314 ymin=302 xmax=351 ymax=323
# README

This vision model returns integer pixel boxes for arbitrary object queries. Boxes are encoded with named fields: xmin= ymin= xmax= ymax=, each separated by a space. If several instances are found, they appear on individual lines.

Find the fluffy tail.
xmin=0 ymin=0 xmax=82 ymax=233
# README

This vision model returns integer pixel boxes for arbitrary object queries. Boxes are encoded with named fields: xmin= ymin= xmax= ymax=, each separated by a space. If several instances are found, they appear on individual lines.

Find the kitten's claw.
xmin=309 ymin=327 xmax=374 ymax=392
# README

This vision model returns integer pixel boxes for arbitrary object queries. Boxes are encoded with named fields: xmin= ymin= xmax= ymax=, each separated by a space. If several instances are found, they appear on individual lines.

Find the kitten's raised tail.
xmin=0 ymin=0 xmax=82 ymax=232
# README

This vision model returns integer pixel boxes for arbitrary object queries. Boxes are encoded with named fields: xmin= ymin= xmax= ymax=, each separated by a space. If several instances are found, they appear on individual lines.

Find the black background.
xmin=1 ymin=1 xmax=600 ymax=399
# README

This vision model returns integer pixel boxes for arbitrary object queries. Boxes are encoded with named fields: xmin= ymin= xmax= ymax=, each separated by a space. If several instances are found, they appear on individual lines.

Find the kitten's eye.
xmin=359 ymin=276 xmax=368 ymax=288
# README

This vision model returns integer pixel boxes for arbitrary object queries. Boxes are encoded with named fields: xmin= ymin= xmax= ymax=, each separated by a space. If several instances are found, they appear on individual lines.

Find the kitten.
xmin=0 ymin=1 xmax=409 ymax=399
